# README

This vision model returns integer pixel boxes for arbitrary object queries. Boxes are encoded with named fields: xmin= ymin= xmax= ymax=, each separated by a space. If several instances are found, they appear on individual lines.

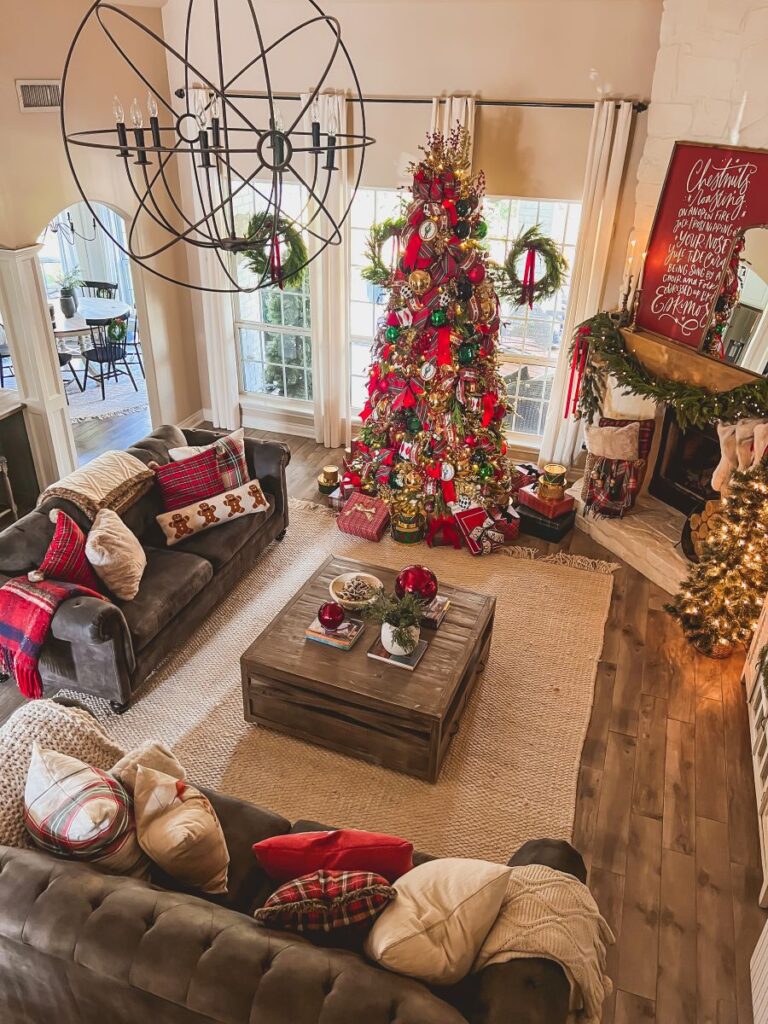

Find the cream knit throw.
xmin=0 ymin=700 xmax=125 ymax=848
xmin=38 ymin=450 xmax=155 ymax=520
xmin=474 ymin=864 xmax=614 ymax=1024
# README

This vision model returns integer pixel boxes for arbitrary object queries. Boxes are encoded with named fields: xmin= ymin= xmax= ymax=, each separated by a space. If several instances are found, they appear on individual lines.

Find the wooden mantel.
xmin=621 ymin=328 xmax=760 ymax=393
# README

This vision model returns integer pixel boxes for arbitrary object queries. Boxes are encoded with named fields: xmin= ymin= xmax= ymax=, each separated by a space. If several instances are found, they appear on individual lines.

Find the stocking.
xmin=736 ymin=418 xmax=767 ymax=471
xmin=711 ymin=422 xmax=738 ymax=494
xmin=753 ymin=421 xmax=768 ymax=468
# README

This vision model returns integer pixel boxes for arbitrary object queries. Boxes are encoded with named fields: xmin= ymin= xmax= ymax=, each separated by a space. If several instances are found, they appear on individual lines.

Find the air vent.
xmin=16 ymin=80 xmax=61 ymax=112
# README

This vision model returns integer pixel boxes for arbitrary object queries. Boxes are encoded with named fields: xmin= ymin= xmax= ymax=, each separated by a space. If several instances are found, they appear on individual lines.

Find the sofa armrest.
xmin=0 ymin=509 xmax=54 ymax=575
xmin=50 ymin=596 xmax=135 ymax=705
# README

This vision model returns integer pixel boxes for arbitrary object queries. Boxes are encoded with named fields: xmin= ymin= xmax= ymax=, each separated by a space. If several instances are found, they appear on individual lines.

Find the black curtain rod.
xmin=190 ymin=87 xmax=647 ymax=114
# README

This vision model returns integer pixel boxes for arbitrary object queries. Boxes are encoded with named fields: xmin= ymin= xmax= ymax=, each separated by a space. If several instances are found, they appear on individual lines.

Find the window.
xmin=485 ymin=198 xmax=581 ymax=442
xmin=231 ymin=182 xmax=313 ymax=402
xmin=349 ymin=187 xmax=403 ymax=411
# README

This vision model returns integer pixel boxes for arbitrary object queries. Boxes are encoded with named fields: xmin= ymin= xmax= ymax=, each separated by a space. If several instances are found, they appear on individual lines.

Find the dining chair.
xmin=125 ymin=313 xmax=145 ymax=379
xmin=58 ymin=349 xmax=85 ymax=401
xmin=81 ymin=321 xmax=138 ymax=401
xmin=81 ymin=280 xmax=118 ymax=299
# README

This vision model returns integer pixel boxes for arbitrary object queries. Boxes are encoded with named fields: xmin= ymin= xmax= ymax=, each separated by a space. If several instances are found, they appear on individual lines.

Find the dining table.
xmin=52 ymin=296 xmax=132 ymax=341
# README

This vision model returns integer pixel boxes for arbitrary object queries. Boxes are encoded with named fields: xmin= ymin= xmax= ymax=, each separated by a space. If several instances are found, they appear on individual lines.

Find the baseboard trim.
xmin=176 ymin=409 xmax=205 ymax=429
xmin=240 ymin=402 xmax=315 ymax=438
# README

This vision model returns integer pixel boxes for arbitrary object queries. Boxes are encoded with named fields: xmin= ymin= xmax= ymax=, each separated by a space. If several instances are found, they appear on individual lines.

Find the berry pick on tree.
xmin=349 ymin=128 xmax=511 ymax=538
xmin=666 ymin=458 xmax=768 ymax=657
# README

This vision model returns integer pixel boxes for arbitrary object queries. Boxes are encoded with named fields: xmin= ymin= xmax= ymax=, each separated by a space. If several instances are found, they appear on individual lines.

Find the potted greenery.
xmin=55 ymin=269 xmax=84 ymax=318
xmin=364 ymin=588 xmax=424 ymax=656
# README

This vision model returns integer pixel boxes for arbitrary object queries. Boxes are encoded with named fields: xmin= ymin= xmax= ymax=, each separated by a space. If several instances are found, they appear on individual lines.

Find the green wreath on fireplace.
xmin=572 ymin=313 xmax=768 ymax=430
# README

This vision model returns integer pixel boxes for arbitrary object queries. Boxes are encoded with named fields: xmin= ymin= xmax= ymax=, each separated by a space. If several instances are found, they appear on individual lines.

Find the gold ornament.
xmin=408 ymin=270 xmax=431 ymax=296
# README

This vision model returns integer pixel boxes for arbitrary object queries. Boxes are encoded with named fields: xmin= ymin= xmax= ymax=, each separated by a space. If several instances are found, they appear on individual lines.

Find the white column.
xmin=0 ymin=245 xmax=77 ymax=487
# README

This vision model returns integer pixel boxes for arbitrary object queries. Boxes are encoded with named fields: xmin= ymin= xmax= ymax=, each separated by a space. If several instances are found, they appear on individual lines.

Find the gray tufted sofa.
xmin=0 ymin=784 xmax=580 ymax=1024
xmin=0 ymin=425 xmax=290 ymax=712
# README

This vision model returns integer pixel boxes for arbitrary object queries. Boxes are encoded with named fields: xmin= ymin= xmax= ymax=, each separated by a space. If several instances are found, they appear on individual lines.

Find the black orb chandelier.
xmin=60 ymin=1 xmax=374 ymax=293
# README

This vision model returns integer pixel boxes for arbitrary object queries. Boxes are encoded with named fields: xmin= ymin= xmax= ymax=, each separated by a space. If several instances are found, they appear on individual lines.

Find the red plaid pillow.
xmin=214 ymin=433 xmax=249 ymax=489
xmin=34 ymin=511 xmax=101 ymax=591
xmin=154 ymin=448 xmax=224 ymax=512
xmin=254 ymin=870 xmax=395 ymax=934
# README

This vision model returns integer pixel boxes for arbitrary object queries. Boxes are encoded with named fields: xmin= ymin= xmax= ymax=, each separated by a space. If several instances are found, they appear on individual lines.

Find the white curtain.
xmin=301 ymin=90 xmax=351 ymax=449
xmin=538 ymin=99 xmax=635 ymax=466
xmin=430 ymin=96 xmax=476 ymax=161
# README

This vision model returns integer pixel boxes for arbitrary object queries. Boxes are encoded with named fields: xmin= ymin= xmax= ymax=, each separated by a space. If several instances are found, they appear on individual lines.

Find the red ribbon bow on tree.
xmin=390 ymin=376 xmax=426 ymax=411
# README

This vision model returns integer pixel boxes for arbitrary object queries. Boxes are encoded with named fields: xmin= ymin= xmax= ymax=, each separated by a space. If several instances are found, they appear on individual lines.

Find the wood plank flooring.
xmin=0 ymin=425 xmax=765 ymax=1022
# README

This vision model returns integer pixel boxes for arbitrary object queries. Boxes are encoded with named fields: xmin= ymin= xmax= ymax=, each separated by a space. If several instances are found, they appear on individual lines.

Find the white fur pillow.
xmin=364 ymin=858 xmax=511 ymax=985
xmin=584 ymin=421 xmax=640 ymax=461
xmin=85 ymin=508 xmax=147 ymax=600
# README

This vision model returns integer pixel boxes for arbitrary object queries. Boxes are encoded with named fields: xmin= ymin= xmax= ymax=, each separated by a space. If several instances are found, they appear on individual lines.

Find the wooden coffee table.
xmin=241 ymin=555 xmax=496 ymax=782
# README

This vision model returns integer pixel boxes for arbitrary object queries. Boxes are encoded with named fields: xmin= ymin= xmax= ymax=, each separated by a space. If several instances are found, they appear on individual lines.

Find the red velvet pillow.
xmin=253 ymin=869 xmax=395 ymax=934
xmin=34 ymin=511 xmax=101 ymax=591
xmin=252 ymin=829 xmax=414 ymax=883
xmin=154 ymin=448 xmax=224 ymax=512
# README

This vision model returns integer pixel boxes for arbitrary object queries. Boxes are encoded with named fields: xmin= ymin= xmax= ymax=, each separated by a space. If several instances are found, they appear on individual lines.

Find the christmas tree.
xmin=667 ymin=458 xmax=768 ymax=656
xmin=350 ymin=128 xmax=511 ymax=540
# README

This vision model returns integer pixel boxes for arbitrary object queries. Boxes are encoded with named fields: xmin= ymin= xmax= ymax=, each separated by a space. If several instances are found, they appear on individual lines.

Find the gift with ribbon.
xmin=425 ymin=513 xmax=463 ymax=549
xmin=453 ymin=505 xmax=505 ymax=556
xmin=337 ymin=491 xmax=390 ymax=542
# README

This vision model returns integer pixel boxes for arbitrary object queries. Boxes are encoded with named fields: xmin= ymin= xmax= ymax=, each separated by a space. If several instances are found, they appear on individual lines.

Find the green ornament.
xmin=455 ymin=198 xmax=471 ymax=218
xmin=385 ymin=325 xmax=400 ymax=342
xmin=473 ymin=220 xmax=488 ymax=239
xmin=430 ymin=309 xmax=448 ymax=327
xmin=458 ymin=342 xmax=476 ymax=366
xmin=479 ymin=463 xmax=494 ymax=480
xmin=406 ymin=414 xmax=421 ymax=434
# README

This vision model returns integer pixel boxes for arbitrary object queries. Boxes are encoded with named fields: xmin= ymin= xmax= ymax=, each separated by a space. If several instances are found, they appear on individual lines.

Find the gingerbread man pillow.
xmin=156 ymin=480 xmax=269 ymax=547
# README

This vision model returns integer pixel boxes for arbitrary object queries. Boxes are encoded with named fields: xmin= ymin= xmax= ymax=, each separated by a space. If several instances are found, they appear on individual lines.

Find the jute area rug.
xmin=83 ymin=500 xmax=617 ymax=864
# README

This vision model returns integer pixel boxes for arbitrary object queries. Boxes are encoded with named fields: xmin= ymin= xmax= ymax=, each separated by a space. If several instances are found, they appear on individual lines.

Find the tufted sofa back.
xmin=0 ymin=845 xmax=467 ymax=1024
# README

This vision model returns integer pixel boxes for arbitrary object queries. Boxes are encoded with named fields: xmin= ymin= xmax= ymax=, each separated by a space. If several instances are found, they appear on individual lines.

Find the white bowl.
xmin=329 ymin=572 xmax=383 ymax=611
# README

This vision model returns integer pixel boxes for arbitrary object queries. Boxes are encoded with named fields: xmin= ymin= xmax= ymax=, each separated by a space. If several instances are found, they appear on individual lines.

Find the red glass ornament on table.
xmin=318 ymin=602 xmax=346 ymax=632
xmin=394 ymin=565 xmax=439 ymax=603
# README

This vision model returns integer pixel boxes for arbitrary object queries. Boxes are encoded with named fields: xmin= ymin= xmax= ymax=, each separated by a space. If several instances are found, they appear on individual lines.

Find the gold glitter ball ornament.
xmin=408 ymin=270 xmax=431 ymax=296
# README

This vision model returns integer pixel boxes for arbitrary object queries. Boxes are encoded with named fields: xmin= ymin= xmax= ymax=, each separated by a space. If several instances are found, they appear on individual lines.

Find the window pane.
xmin=285 ymin=367 xmax=307 ymax=400
xmin=282 ymin=292 xmax=306 ymax=328
xmin=264 ymin=364 xmax=285 ymax=396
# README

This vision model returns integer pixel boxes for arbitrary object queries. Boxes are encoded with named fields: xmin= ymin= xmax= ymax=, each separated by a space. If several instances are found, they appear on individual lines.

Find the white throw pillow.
xmin=364 ymin=858 xmax=511 ymax=985
xmin=168 ymin=426 xmax=245 ymax=462
xmin=133 ymin=765 xmax=229 ymax=894
xmin=24 ymin=743 xmax=148 ymax=877
xmin=110 ymin=741 xmax=186 ymax=795
xmin=155 ymin=479 xmax=268 ymax=546
xmin=584 ymin=421 xmax=640 ymax=462
xmin=85 ymin=508 xmax=147 ymax=600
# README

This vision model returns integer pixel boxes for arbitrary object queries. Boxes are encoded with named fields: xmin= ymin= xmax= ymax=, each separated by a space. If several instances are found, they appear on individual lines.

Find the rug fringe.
xmin=541 ymin=552 xmax=620 ymax=576
xmin=499 ymin=546 xmax=539 ymax=560
xmin=289 ymin=497 xmax=334 ymax=513
xmin=69 ymin=403 xmax=148 ymax=424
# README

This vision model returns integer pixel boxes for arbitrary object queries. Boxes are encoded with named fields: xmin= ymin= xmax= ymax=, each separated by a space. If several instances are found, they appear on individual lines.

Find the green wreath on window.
xmin=107 ymin=319 xmax=127 ymax=343
xmin=496 ymin=225 xmax=568 ymax=308
xmin=361 ymin=217 xmax=406 ymax=288
xmin=241 ymin=212 xmax=308 ymax=288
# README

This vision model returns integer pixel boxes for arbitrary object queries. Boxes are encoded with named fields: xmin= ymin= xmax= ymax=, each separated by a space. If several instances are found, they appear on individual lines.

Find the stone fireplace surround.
xmin=566 ymin=328 xmax=759 ymax=594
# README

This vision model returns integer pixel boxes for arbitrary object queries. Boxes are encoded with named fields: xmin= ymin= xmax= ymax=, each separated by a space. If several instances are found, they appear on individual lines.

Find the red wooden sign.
xmin=635 ymin=141 xmax=768 ymax=350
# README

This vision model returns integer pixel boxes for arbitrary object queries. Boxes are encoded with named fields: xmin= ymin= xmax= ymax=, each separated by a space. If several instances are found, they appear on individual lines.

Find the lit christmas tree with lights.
xmin=349 ymin=128 xmax=511 ymax=541
xmin=667 ymin=458 xmax=768 ymax=657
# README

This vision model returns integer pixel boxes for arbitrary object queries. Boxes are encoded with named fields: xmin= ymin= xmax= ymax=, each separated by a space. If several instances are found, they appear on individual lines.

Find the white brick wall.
xmin=634 ymin=0 xmax=768 ymax=237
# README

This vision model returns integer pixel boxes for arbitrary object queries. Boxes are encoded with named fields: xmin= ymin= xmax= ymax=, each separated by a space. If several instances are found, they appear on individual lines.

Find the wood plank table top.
xmin=241 ymin=554 xmax=496 ymax=726
xmin=52 ymin=297 xmax=132 ymax=338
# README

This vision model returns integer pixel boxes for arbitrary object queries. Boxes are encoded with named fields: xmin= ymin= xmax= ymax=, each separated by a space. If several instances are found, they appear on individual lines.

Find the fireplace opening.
xmin=647 ymin=409 xmax=719 ymax=516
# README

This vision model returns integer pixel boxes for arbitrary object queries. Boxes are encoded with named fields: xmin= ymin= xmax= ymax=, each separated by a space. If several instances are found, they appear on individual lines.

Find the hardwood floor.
xmin=72 ymin=406 xmax=151 ymax=465
xmin=0 ymin=425 xmax=764 ymax=1022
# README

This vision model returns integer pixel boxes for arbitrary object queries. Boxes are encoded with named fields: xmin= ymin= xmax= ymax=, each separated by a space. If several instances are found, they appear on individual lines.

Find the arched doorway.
xmin=21 ymin=202 xmax=154 ymax=462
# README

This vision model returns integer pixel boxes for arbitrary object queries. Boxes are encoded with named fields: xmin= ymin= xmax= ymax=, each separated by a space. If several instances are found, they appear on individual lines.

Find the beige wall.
xmin=0 ymin=0 xmax=201 ymax=425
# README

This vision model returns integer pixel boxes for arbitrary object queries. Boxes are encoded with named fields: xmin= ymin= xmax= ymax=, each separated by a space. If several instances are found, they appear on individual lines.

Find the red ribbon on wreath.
xmin=269 ymin=234 xmax=285 ymax=291
xmin=521 ymin=247 xmax=536 ymax=309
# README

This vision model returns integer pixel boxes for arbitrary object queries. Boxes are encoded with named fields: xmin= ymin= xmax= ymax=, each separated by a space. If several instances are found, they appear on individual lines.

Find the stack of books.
xmin=367 ymin=637 xmax=428 ymax=671
xmin=305 ymin=617 xmax=365 ymax=651
xmin=421 ymin=595 xmax=450 ymax=630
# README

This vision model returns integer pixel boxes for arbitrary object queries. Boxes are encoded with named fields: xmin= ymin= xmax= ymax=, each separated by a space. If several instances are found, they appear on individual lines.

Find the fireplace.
xmin=647 ymin=409 xmax=719 ymax=516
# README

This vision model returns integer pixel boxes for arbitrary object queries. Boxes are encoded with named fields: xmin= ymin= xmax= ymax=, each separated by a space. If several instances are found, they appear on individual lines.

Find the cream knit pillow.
xmin=85 ymin=508 xmax=147 ymax=600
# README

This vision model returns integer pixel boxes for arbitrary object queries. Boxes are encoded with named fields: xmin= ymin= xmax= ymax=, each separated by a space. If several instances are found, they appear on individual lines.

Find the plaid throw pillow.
xmin=254 ymin=869 xmax=395 ymax=934
xmin=214 ymin=432 xmax=249 ymax=489
xmin=31 ymin=510 xmax=101 ymax=591
xmin=24 ymin=743 xmax=147 ymax=877
xmin=154 ymin=448 xmax=224 ymax=512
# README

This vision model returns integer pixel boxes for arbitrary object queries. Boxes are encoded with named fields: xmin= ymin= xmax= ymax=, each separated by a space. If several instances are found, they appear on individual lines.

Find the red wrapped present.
xmin=453 ymin=506 xmax=505 ymax=556
xmin=490 ymin=503 xmax=520 ymax=543
xmin=425 ymin=514 xmax=463 ymax=549
xmin=518 ymin=483 xmax=575 ymax=520
xmin=327 ymin=487 xmax=347 ymax=512
xmin=513 ymin=463 xmax=542 ymax=490
xmin=337 ymin=491 xmax=390 ymax=542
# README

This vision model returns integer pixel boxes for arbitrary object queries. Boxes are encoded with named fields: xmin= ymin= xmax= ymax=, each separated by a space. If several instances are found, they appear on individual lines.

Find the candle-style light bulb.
xmin=211 ymin=94 xmax=220 ymax=120
xmin=130 ymin=98 xmax=143 ymax=129
xmin=147 ymin=92 xmax=158 ymax=120
xmin=328 ymin=106 xmax=339 ymax=137
xmin=113 ymin=95 xmax=124 ymax=124
xmin=311 ymin=94 xmax=320 ymax=125
xmin=195 ymin=90 xmax=208 ymax=130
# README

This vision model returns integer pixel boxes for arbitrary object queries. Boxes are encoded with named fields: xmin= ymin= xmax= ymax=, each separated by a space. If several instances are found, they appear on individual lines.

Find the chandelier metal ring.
xmin=60 ymin=0 xmax=375 ymax=293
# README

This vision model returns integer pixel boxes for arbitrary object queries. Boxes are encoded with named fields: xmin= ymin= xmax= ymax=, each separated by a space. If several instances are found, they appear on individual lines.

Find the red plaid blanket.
xmin=0 ymin=577 xmax=104 ymax=699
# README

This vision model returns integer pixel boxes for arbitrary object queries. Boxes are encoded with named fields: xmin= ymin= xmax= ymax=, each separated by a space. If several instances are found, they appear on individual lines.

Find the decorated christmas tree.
xmin=349 ymin=128 xmax=512 ymax=542
xmin=667 ymin=458 xmax=768 ymax=656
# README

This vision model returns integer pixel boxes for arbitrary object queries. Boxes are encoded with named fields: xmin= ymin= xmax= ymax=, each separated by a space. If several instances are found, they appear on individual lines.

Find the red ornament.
xmin=386 ymin=312 xmax=400 ymax=326
xmin=465 ymin=434 xmax=478 ymax=447
xmin=318 ymin=602 xmax=346 ymax=631
xmin=395 ymin=565 xmax=438 ymax=603
xmin=467 ymin=263 xmax=486 ymax=285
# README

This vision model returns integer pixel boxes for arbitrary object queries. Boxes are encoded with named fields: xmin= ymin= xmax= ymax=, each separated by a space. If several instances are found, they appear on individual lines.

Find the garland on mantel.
xmin=570 ymin=313 xmax=768 ymax=430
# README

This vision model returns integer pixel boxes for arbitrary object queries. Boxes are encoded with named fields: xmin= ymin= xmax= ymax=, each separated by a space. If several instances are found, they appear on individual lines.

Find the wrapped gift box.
xmin=425 ymin=514 xmax=463 ymax=549
xmin=453 ymin=505 xmax=505 ymax=556
xmin=327 ymin=487 xmax=347 ymax=512
xmin=490 ymin=503 xmax=520 ymax=543
xmin=518 ymin=504 xmax=576 ymax=541
xmin=337 ymin=491 xmax=390 ymax=542
xmin=518 ymin=483 xmax=575 ymax=520
xmin=513 ymin=463 xmax=542 ymax=490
